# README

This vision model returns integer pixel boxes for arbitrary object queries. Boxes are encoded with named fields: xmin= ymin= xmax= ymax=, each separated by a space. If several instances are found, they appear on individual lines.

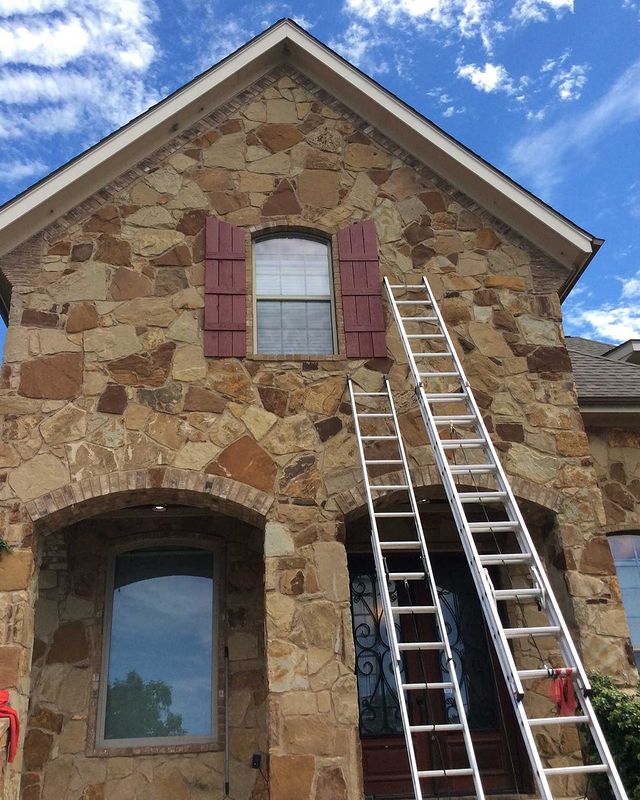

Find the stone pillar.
xmin=263 ymin=504 xmax=363 ymax=800
xmin=0 ymin=507 xmax=38 ymax=800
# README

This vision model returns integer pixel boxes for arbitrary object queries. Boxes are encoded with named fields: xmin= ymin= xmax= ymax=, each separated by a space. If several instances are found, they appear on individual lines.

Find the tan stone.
xmin=270 ymin=755 xmax=315 ymax=800
xmin=243 ymin=101 xmax=267 ymax=122
xmin=237 ymin=171 xmax=274 ymax=192
xmin=265 ymin=521 xmax=295 ymax=557
xmin=266 ymin=98 xmax=298 ymax=123
xmin=144 ymin=167 xmax=181 ymax=194
xmin=123 ymin=403 xmax=152 ymax=430
xmin=250 ymin=151 xmax=292 ymax=174
xmin=107 ymin=341 xmax=175 ymax=386
xmin=29 ymin=328 xmax=81 ymax=355
xmin=109 ymin=267 xmax=152 ymax=300
xmin=346 ymin=172 xmax=378 ymax=210
xmin=283 ymin=715 xmax=335 ymax=755
xmin=313 ymin=542 xmax=350 ymax=602
xmin=129 ymin=180 xmax=164 ymax=204
xmin=192 ymin=168 xmax=233 ymax=191
xmin=172 ymin=287 xmax=204 ymax=309
xmin=114 ymin=297 xmax=177 ymax=327
xmin=172 ymin=441 xmax=218 ymax=470
xmin=241 ymin=405 xmax=277 ymax=440
xmin=0 ymin=549 xmax=33 ymax=590
xmin=124 ymin=227 xmax=184 ymax=257
xmin=49 ymin=263 xmax=108 ymax=302
xmin=458 ymin=252 xmax=488 ymax=276
xmin=66 ymin=302 xmax=99 ymax=333
xmin=166 ymin=182 xmax=209 ymax=210
xmin=268 ymin=639 xmax=308 ymax=692
xmin=66 ymin=440 xmax=119 ymax=481
xmin=485 ymin=275 xmax=525 ymax=291
xmin=0 ymin=441 xmax=20 ymax=467
xmin=263 ymin=414 xmax=318 ymax=455
xmin=372 ymin=200 xmax=403 ymax=243
xmin=298 ymin=169 xmax=339 ymax=207
xmin=506 ymin=443 xmax=556 ymax=484
xmin=206 ymin=360 xmax=255 ymax=402
xmin=172 ymin=344 xmax=207 ymax=381
xmin=202 ymin=132 xmax=245 ymax=169
xmin=41 ymin=404 xmax=87 ymax=444
xmin=468 ymin=321 xmax=512 ymax=357
xmin=518 ymin=315 xmax=560 ymax=346
xmin=344 ymin=142 xmax=391 ymax=170
xmin=19 ymin=352 xmax=83 ymax=399
xmin=184 ymin=385 xmax=226 ymax=413
xmin=84 ymin=325 xmax=140 ymax=361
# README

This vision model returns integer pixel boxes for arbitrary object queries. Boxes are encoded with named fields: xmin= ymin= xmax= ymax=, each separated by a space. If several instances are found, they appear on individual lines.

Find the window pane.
xmin=255 ymin=236 xmax=331 ymax=297
xmin=104 ymin=548 xmax=213 ymax=741
xmin=257 ymin=300 xmax=333 ymax=355
xmin=611 ymin=534 xmax=640 ymax=655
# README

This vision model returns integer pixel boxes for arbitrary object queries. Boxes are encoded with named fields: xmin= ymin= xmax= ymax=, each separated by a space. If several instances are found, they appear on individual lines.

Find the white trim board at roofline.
xmin=0 ymin=19 xmax=601 ymax=293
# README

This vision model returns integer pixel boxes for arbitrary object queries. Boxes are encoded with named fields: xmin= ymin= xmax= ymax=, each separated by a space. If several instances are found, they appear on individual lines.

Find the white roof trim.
xmin=0 ymin=19 xmax=598 ymax=277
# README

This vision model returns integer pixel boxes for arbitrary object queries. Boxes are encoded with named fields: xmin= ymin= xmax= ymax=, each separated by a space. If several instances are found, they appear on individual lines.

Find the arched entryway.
xmin=336 ymin=472 xmax=564 ymax=799
xmin=21 ymin=469 xmax=273 ymax=800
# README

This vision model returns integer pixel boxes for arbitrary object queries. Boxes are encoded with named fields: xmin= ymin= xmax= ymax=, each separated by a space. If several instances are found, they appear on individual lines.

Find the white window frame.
xmin=96 ymin=537 xmax=221 ymax=749
xmin=609 ymin=532 xmax=640 ymax=667
xmin=252 ymin=233 xmax=337 ymax=356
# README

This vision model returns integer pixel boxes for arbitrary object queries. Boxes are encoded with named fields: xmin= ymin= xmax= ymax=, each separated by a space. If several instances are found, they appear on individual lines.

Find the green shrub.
xmin=0 ymin=538 xmax=11 ymax=555
xmin=588 ymin=673 xmax=640 ymax=799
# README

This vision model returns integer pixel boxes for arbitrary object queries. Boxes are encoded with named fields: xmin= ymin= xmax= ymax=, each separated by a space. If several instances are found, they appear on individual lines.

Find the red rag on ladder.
xmin=548 ymin=668 xmax=577 ymax=717
xmin=0 ymin=690 xmax=20 ymax=762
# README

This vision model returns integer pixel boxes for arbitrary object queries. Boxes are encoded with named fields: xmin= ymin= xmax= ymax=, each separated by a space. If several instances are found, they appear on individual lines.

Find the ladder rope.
xmin=383 ymin=275 xmax=629 ymax=800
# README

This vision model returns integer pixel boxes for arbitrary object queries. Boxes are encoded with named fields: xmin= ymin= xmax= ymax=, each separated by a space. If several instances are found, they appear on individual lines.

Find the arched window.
xmin=610 ymin=533 xmax=640 ymax=667
xmin=254 ymin=234 xmax=335 ymax=355
xmin=97 ymin=544 xmax=218 ymax=747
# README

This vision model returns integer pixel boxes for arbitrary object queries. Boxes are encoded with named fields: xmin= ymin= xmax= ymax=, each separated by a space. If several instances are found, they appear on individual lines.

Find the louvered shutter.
xmin=204 ymin=217 xmax=246 ymax=358
xmin=337 ymin=219 xmax=386 ymax=358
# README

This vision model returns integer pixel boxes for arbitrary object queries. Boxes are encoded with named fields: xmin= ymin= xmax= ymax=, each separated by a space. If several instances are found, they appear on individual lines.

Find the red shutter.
xmin=337 ymin=219 xmax=386 ymax=358
xmin=204 ymin=217 xmax=246 ymax=358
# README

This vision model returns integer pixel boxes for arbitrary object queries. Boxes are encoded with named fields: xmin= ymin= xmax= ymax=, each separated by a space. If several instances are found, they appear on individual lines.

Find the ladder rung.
xmin=392 ymin=606 xmax=437 ymax=615
xmin=357 ymin=412 xmax=393 ymax=417
xmin=400 ymin=316 xmax=437 ymax=321
xmin=388 ymin=284 xmax=425 ymax=289
xmin=494 ymin=588 xmax=542 ymax=600
xmin=364 ymin=459 xmax=403 ymax=465
xmin=504 ymin=625 xmax=561 ymax=639
xmin=395 ymin=299 xmax=432 ymax=304
xmin=467 ymin=521 xmax=520 ymax=533
xmin=425 ymin=393 xmax=467 ymax=402
xmin=419 ymin=371 xmax=459 ymax=378
xmin=417 ymin=768 xmax=473 ymax=778
xmin=441 ymin=439 xmax=485 ymax=449
xmin=407 ymin=334 xmax=445 ymax=339
xmin=388 ymin=572 xmax=425 ymax=580
xmin=529 ymin=715 xmax=589 ymax=727
xmin=403 ymin=681 xmax=453 ymax=691
xmin=433 ymin=415 xmax=476 ymax=424
xmin=379 ymin=541 xmax=422 ymax=551
xmin=459 ymin=491 xmax=507 ymax=503
xmin=370 ymin=484 xmax=409 ymax=491
xmin=544 ymin=765 xmax=609 ymax=776
xmin=449 ymin=464 xmax=496 ymax=474
xmin=410 ymin=723 xmax=464 ymax=733
xmin=518 ymin=668 xmax=575 ymax=680
xmin=361 ymin=435 xmax=397 ymax=440
xmin=398 ymin=642 xmax=446 ymax=651
xmin=352 ymin=391 xmax=388 ymax=396
xmin=374 ymin=512 xmax=415 ymax=518
xmin=413 ymin=351 xmax=451 ymax=357
xmin=479 ymin=553 xmax=533 ymax=566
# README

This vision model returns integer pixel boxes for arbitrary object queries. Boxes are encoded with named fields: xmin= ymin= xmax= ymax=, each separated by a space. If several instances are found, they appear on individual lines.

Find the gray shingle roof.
xmin=566 ymin=337 xmax=640 ymax=404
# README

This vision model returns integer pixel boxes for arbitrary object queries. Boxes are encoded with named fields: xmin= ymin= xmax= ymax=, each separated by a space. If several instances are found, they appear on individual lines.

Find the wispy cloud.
xmin=567 ymin=304 xmax=640 ymax=342
xmin=329 ymin=22 xmax=389 ymax=74
xmin=620 ymin=270 xmax=640 ymax=298
xmin=550 ymin=63 xmax=588 ymax=100
xmin=0 ymin=158 xmax=47 ymax=182
xmin=512 ymin=0 xmax=573 ymax=24
xmin=509 ymin=58 xmax=640 ymax=194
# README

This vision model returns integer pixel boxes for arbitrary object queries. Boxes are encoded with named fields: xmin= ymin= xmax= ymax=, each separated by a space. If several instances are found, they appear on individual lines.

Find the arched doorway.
xmin=341 ymin=477 xmax=560 ymax=798
xmin=22 ymin=472 xmax=272 ymax=800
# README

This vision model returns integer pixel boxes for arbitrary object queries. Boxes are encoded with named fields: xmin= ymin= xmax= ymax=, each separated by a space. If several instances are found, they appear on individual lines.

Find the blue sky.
xmin=1 ymin=0 xmax=639 ymax=352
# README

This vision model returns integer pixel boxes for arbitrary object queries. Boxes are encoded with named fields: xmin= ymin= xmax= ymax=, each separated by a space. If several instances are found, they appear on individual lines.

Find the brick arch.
xmin=25 ymin=467 xmax=275 ymax=534
xmin=333 ymin=464 xmax=564 ymax=521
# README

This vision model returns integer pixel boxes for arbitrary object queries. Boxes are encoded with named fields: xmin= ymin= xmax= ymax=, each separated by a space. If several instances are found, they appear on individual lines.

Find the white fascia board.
xmin=0 ymin=20 xmax=596 ymax=272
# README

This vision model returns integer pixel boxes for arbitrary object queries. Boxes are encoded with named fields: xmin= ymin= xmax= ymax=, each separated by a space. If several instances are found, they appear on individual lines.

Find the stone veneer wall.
xmin=0 ymin=68 xmax=632 ymax=798
xmin=19 ymin=513 xmax=266 ymax=800
xmin=587 ymin=426 xmax=640 ymax=533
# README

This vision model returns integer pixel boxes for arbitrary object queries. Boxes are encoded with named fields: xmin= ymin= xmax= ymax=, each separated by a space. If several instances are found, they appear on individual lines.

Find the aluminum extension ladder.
xmin=376 ymin=274 xmax=628 ymax=800
xmin=348 ymin=375 xmax=485 ymax=800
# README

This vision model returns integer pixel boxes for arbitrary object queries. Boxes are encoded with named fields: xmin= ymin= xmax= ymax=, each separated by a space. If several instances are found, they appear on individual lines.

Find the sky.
xmin=0 ymin=0 xmax=639 ymax=352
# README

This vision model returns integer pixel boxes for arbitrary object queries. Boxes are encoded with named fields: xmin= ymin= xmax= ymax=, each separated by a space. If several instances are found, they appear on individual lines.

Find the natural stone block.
xmin=109 ymin=266 xmax=151 ymax=299
xmin=266 ymin=98 xmax=298 ymax=123
xmin=19 ymin=352 xmax=83 ymax=399
xmin=202 ymin=131 xmax=245 ymax=169
xmin=262 ymin=179 xmax=301 ymax=216
xmin=24 ymin=729 xmax=53 ymax=771
xmin=97 ymin=384 xmax=127 ymax=415
xmin=41 ymin=404 xmax=87 ymax=444
xmin=485 ymin=275 xmax=525 ymax=291
xmin=114 ymin=297 xmax=177 ymax=327
xmin=207 ymin=435 xmax=276 ymax=493
xmin=49 ymin=263 xmax=107 ymax=302
xmin=21 ymin=309 xmax=58 ymax=328
xmin=344 ymin=142 xmax=391 ymax=170
xmin=0 ymin=645 xmax=21 ymax=687
xmin=257 ymin=123 xmax=304 ymax=152
xmin=0 ymin=549 xmax=33 ymax=589
xmin=298 ymin=169 xmax=339 ymax=208
xmin=184 ymin=385 xmax=226 ymax=413
xmin=138 ymin=382 xmax=183 ymax=412
xmin=96 ymin=234 xmax=131 ymax=267
xmin=270 ymin=755 xmax=315 ymax=800
xmin=84 ymin=324 xmax=140 ymax=361
xmin=107 ymin=342 xmax=175 ymax=387
xmin=66 ymin=302 xmax=99 ymax=333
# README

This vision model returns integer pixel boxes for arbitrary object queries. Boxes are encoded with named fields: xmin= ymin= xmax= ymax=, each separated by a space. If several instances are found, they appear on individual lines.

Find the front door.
xmin=349 ymin=553 xmax=529 ymax=797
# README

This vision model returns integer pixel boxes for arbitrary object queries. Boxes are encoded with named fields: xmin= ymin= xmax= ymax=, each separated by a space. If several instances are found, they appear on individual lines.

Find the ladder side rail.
xmin=580 ymin=695 xmax=629 ymax=800
xmin=418 ymin=277 xmax=593 ymax=696
xmin=385 ymin=278 xmax=556 ymax=800
xmin=383 ymin=376 xmax=486 ymax=800
xmin=347 ymin=378 xmax=424 ymax=800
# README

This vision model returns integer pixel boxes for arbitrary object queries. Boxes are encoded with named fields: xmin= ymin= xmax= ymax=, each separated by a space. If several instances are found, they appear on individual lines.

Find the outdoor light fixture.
xmin=153 ymin=505 xmax=166 ymax=512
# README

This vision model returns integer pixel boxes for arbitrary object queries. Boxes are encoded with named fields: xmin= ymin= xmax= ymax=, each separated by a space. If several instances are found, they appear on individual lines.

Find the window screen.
xmin=254 ymin=236 xmax=334 ymax=355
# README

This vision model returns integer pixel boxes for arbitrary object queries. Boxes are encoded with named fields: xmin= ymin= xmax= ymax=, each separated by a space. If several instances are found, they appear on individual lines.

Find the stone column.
xmin=263 ymin=504 xmax=363 ymax=800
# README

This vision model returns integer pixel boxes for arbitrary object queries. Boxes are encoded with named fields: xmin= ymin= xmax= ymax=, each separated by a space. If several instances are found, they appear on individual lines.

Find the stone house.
xmin=0 ymin=18 xmax=636 ymax=800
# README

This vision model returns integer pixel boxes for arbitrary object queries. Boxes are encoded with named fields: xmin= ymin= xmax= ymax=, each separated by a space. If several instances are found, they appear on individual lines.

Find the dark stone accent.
xmin=21 ymin=309 xmax=58 ymax=328
xmin=97 ymin=384 xmax=127 ymax=415
xmin=315 ymin=416 xmax=343 ymax=442
xmin=70 ymin=243 xmax=93 ymax=262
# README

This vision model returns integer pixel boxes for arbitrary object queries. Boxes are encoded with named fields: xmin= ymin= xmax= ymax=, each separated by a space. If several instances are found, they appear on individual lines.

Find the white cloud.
xmin=509 ymin=58 xmax=640 ymax=194
xmin=456 ymin=61 xmax=513 ymax=93
xmin=568 ymin=304 xmax=640 ymax=342
xmin=621 ymin=271 xmax=640 ymax=298
xmin=512 ymin=0 xmax=573 ymax=24
xmin=0 ymin=158 xmax=47 ymax=182
xmin=550 ymin=63 xmax=588 ymax=100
